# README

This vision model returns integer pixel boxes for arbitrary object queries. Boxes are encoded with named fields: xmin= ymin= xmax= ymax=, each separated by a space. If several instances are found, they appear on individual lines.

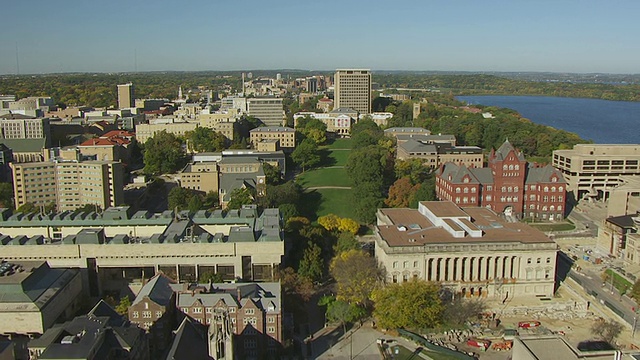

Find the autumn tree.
xmin=115 ymin=296 xmax=132 ymax=315
xmin=330 ymin=250 xmax=382 ymax=306
xmin=279 ymin=267 xmax=314 ymax=302
xmin=442 ymin=298 xmax=487 ymax=326
xmin=372 ymin=280 xmax=443 ymax=330
xmin=386 ymin=177 xmax=420 ymax=208
xmin=318 ymin=214 xmax=360 ymax=235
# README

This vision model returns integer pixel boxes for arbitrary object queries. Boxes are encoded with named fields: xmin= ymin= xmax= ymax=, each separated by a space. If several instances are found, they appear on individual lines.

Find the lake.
xmin=457 ymin=95 xmax=640 ymax=144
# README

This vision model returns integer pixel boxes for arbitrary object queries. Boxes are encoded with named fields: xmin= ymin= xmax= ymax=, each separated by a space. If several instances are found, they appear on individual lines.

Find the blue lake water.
xmin=457 ymin=95 xmax=640 ymax=144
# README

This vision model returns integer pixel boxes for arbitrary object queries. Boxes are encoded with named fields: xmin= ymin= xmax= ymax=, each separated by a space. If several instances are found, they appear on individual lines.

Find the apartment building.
xmin=246 ymin=98 xmax=285 ymax=127
xmin=375 ymin=201 xmax=557 ymax=299
xmin=437 ymin=140 xmax=566 ymax=221
xmin=176 ymin=282 xmax=282 ymax=359
xmin=0 ymin=116 xmax=50 ymax=143
xmin=117 ymin=83 xmax=135 ymax=109
xmin=249 ymin=126 xmax=295 ymax=151
xmin=553 ymin=144 xmax=640 ymax=201
xmin=10 ymin=159 xmax=124 ymax=211
xmin=334 ymin=69 xmax=372 ymax=114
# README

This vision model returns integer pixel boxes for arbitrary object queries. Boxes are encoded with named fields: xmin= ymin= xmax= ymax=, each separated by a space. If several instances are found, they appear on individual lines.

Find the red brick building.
xmin=436 ymin=140 xmax=567 ymax=221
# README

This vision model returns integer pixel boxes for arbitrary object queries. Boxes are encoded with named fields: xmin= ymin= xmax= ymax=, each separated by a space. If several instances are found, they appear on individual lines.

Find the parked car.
xmin=518 ymin=321 xmax=541 ymax=329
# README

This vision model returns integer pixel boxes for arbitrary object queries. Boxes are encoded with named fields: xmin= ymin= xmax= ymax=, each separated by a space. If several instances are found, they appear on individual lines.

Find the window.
xmin=536 ymin=258 xmax=541 ymax=264
xmin=268 ymin=316 xmax=275 ymax=323
xmin=268 ymin=326 xmax=276 ymax=333
xmin=229 ymin=307 xmax=236 ymax=313
xmin=486 ymin=195 xmax=492 ymax=201
xmin=193 ymin=307 xmax=203 ymax=314
xmin=132 ymin=311 xmax=139 ymax=318
xmin=413 ymin=261 xmax=418 ymax=268
xmin=393 ymin=261 xmax=398 ymax=269
xmin=156 ymin=311 xmax=163 ymax=318
xmin=206 ymin=308 xmax=212 ymax=313
xmin=515 ymin=164 xmax=520 ymax=170
xmin=143 ymin=311 xmax=151 ymax=318
xmin=245 ymin=308 xmax=255 ymax=315
xmin=182 ymin=308 xmax=188 ymax=313
xmin=403 ymin=261 xmax=408 ymax=268
xmin=527 ymin=258 xmax=532 ymax=264
xmin=456 ymin=187 xmax=461 ymax=193
xmin=546 ymin=257 xmax=551 ymax=263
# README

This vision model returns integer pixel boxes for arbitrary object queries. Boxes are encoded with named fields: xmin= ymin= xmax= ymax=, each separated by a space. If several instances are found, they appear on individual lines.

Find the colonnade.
xmin=426 ymin=255 xmax=520 ymax=282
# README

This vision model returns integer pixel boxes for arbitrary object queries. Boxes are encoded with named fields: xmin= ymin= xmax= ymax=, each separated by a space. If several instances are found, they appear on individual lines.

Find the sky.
xmin=1 ymin=0 xmax=639 ymax=75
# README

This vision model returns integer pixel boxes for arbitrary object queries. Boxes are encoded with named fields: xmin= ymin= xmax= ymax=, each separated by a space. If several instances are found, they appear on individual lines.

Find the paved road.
xmin=561 ymin=253 xmax=639 ymax=330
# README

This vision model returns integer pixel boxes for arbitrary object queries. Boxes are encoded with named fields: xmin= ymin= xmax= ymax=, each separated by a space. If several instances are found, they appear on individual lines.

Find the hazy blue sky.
xmin=1 ymin=0 xmax=639 ymax=74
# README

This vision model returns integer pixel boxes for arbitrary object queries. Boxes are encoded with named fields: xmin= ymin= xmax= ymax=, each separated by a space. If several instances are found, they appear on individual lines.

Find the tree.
xmin=278 ymin=203 xmax=299 ymax=224
xmin=631 ymin=279 xmax=640 ymax=303
xmin=330 ymin=249 xmax=382 ymax=306
xmin=319 ymin=296 xmax=366 ymax=333
xmin=291 ymin=138 xmax=320 ymax=172
xmin=408 ymin=179 xmax=436 ymax=208
xmin=318 ymin=214 xmax=360 ymax=235
xmin=199 ymin=271 xmax=224 ymax=283
xmin=188 ymin=195 xmax=203 ymax=213
xmin=202 ymin=191 xmax=220 ymax=210
xmin=442 ymin=298 xmax=486 ymax=326
xmin=386 ymin=177 xmax=419 ymax=208
xmin=372 ymin=280 xmax=444 ymax=330
xmin=261 ymin=181 xmax=303 ymax=209
xmin=298 ymin=242 xmax=324 ymax=282
xmin=262 ymin=162 xmax=282 ymax=185
xmin=168 ymin=186 xmax=193 ymax=211
xmin=186 ymin=127 xmax=229 ymax=153
xmin=334 ymin=232 xmax=360 ymax=254
xmin=591 ymin=318 xmax=624 ymax=345
xmin=226 ymin=187 xmax=255 ymax=209
xmin=115 ymin=296 xmax=131 ymax=315
xmin=17 ymin=202 xmax=36 ymax=213
xmin=0 ymin=182 xmax=14 ymax=209
xmin=143 ymin=131 xmax=187 ymax=175
xmin=279 ymin=267 xmax=315 ymax=302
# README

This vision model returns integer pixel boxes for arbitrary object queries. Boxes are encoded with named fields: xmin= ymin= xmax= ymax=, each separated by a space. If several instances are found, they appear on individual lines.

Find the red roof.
xmin=102 ymin=130 xmax=135 ymax=139
xmin=79 ymin=138 xmax=117 ymax=147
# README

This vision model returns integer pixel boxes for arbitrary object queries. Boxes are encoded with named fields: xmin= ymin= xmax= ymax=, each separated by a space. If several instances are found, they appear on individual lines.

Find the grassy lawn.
xmin=326 ymin=149 xmax=350 ymax=167
xmin=300 ymin=188 xmax=356 ymax=220
xmin=529 ymin=222 xmax=576 ymax=232
xmin=324 ymin=138 xmax=352 ymax=150
xmin=297 ymin=168 xmax=351 ymax=188
xmin=604 ymin=269 xmax=633 ymax=294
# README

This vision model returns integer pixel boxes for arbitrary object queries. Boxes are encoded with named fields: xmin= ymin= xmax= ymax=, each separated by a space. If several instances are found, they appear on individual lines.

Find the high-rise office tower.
xmin=333 ymin=69 xmax=371 ymax=114
xmin=117 ymin=83 xmax=134 ymax=109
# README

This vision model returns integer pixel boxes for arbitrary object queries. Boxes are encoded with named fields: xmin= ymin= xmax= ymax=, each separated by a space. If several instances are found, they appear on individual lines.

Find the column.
xmin=456 ymin=257 xmax=463 ymax=281
xmin=488 ymin=257 xmax=496 ymax=280
xmin=463 ymin=257 xmax=471 ymax=282
xmin=513 ymin=256 xmax=520 ymax=279
xmin=439 ymin=258 xmax=446 ymax=282
xmin=496 ymin=257 xmax=503 ymax=279
xmin=430 ymin=258 xmax=437 ymax=281
xmin=479 ymin=257 xmax=487 ymax=281
xmin=447 ymin=258 xmax=455 ymax=282
xmin=505 ymin=257 xmax=512 ymax=279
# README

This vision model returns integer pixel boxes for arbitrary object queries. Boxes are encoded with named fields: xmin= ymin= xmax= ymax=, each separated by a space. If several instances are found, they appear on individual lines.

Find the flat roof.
xmin=420 ymin=201 xmax=467 ymax=218
xmin=377 ymin=206 xmax=553 ymax=247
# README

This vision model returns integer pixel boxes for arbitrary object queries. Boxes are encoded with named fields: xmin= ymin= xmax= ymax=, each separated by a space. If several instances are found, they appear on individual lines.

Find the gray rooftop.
xmin=132 ymin=274 xmax=174 ymax=307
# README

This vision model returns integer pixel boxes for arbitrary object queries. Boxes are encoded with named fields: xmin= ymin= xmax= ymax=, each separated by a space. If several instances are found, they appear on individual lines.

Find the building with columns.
xmin=375 ymin=201 xmax=557 ymax=299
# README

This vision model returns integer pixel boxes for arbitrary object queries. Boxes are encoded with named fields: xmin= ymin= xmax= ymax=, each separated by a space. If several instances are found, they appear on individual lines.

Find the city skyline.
xmin=1 ymin=0 xmax=640 ymax=75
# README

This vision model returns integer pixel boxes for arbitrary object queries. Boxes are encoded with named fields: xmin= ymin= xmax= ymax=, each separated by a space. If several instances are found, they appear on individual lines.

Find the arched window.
xmin=503 ymin=164 xmax=508 ymax=170
xmin=514 ymin=186 xmax=519 ymax=192
xmin=559 ymin=186 xmax=563 ymax=191
xmin=515 ymin=164 xmax=520 ymax=170
xmin=544 ymin=187 xmax=549 ymax=192
xmin=509 ymin=164 xmax=514 ymax=170
xmin=502 ymin=186 xmax=506 ymax=192
xmin=456 ymin=187 xmax=461 ymax=193
xmin=508 ymin=186 xmax=512 ymax=192
xmin=464 ymin=187 xmax=469 ymax=193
